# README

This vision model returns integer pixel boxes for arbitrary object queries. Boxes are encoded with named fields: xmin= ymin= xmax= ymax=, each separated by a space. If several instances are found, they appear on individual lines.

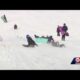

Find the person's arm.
xmin=66 ymin=26 xmax=68 ymax=31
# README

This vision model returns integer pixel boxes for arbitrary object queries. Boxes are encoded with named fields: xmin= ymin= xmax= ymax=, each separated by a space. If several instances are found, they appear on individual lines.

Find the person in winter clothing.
xmin=51 ymin=40 xmax=65 ymax=47
xmin=61 ymin=23 xmax=68 ymax=41
xmin=34 ymin=35 xmax=39 ymax=38
xmin=62 ymin=23 xmax=68 ymax=32
xmin=14 ymin=24 xmax=18 ymax=30
xmin=26 ymin=35 xmax=38 ymax=47
xmin=1 ymin=14 xmax=8 ymax=23
xmin=57 ymin=25 xmax=61 ymax=36
xmin=56 ymin=23 xmax=69 ymax=41
xmin=47 ymin=36 xmax=54 ymax=43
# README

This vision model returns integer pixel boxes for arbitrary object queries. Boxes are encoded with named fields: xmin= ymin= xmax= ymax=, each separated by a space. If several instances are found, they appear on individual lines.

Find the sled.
xmin=35 ymin=38 xmax=48 ymax=44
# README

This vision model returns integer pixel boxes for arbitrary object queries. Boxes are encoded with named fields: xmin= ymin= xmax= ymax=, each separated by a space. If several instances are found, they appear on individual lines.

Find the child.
xmin=26 ymin=35 xmax=38 ymax=47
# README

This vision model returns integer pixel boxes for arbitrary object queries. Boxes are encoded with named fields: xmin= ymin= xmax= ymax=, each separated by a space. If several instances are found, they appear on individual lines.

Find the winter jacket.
xmin=62 ymin=25 xmax=68 ymax=32
xmin=26 ymin=36 xmax=37 ymax=45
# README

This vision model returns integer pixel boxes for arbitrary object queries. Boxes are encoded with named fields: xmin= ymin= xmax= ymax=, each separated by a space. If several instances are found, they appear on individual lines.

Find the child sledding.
xmin=23 ymin=34 xmax=65 ymax=48
xmin=50 ymin=40 xmax=65 ymax=47
xmin=34 ymin=35 xmax=65 ymax=47
xmin=47 ymin=36 xmax=65 ymax=47
xmin=23 ymin=35 xmax=38 ymax=47
xmin=22 ymin=23 xmax=69 ymax=48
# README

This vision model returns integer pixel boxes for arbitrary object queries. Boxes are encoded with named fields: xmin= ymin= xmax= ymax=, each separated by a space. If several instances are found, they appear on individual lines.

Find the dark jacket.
xmin=57 ymin=26 xmax=60 ymax=33
xmin=62 ymin=25 xmax=68 ymax=32
xmin=14 ymin=24 xmax=17 ymax=29
xmin=26 ymin=36 xmax=37 ymax=45
xmin=48 ymin=36 xmax=54 ymax=43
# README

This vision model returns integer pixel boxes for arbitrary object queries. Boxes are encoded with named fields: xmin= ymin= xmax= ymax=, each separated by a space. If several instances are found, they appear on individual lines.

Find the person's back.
xmin=61 ymin=23 xmax=68 ymax=41
xmin=62 ymin=23 xmax=68 ymax=32
xmin=57 ymin=26 xmax=62 ymax=36
xmin=26 ymin=35 xmax=38 ymax=46
xmin=47 ymin=36 xmax=54 ymax=43
xmin=57 ymin=26 xmax=60 ymax=33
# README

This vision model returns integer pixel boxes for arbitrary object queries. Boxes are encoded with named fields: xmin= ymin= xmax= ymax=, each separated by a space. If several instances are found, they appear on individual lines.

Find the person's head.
xmin=34 ymin=35 xmax=36 ymax=37
xmin=14 ymin=24 xmax=17 ymax=29
xmin=26 ymin=35 xmax=30 ymax=38
xmin=50 ymin=36 xmax=53 ymax=39
xmin=63 ymin=23 xmax=66 ymax=26
xmin=14 ymin=24 xmax=17 ymax=26
xmin=57 ymin=25 xmax=60 ymax=28
xmin=58 ymin=25 xmax=59 ymax=27
xmin=50 ymin=36 xmax=52 ymax=38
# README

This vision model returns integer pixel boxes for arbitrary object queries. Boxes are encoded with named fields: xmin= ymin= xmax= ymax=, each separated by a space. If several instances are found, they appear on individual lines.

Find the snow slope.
xmin=0 ymin=10 xmax=80 ymax=70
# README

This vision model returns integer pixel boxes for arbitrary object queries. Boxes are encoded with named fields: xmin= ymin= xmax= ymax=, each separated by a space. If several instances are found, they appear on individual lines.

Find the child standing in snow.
xmin=61 ymin=23 xmax=68 ymax=41
xmin=57 ymin=23 xmax=69 ymax=41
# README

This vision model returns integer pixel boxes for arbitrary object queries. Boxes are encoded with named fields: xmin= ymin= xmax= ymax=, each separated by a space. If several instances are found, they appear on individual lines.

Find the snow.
xmin=0 ymin=10 xmax=80 ymax=70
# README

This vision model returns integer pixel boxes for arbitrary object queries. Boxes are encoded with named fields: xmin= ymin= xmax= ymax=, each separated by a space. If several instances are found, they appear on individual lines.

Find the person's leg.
xmin=31 ymin=41 xmax=38 ymax=47
xmin=26 ymin=43 xmax=35 ymax=47
xmin=56 ymin=42 xmax=59 ymax=46
xmin=62 ymin=34 xmax=65 ymax=41
xmin=36 ymin=44 xmax=38 ymax=46
xmin=63 ymin=34 xmax=66 ymax=41
xmin=57 ymin=31 xmax=60 ymax=36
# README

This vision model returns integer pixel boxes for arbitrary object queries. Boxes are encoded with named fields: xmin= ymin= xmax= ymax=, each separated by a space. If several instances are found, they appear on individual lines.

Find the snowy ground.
xmin=0 ymin=10 xmax=80 ymax=70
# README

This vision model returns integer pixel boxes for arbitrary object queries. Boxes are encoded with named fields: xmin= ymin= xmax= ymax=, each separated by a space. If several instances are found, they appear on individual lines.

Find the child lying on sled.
xmin=50 ymin=40 xmax=65 ymax=47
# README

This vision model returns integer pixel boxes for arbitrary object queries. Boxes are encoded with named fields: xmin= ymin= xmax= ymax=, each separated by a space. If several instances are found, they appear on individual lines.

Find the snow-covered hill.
xmin=0 ymin=10 xmax=80 ymax=70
